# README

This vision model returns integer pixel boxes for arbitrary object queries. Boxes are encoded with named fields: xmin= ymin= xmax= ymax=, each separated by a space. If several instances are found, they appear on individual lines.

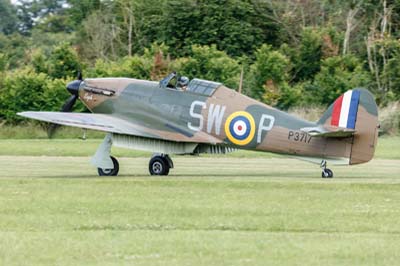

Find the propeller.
xmin=47 ymin=71 xmax=83 ymax=138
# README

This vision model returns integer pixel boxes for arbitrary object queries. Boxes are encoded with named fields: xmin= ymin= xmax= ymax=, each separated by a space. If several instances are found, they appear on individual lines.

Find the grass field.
xmin=0 ymin=137 xmax=399 ymax=265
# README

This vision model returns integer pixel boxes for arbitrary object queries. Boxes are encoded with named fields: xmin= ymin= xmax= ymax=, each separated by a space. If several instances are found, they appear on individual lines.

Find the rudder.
xmin=318 ymin=88 xmax=379 ymax=165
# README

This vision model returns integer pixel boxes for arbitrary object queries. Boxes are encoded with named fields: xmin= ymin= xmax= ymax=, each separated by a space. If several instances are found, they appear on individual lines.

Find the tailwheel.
xmin=98 ymin=156 xmax=119 ymax=176
xmin=320 ymin=160 xmax=333 ymax=178
xmin=149 ymin=154 xmax=172 ymax=176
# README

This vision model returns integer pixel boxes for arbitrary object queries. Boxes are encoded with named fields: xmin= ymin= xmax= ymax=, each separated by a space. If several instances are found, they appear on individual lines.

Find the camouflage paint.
xmin=77 ymin=78 xmax=379 ymax=165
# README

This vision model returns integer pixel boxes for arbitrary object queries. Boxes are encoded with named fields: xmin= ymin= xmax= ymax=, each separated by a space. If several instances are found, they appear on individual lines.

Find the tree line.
xmin=0 ymin=0 xmax=400 ymax=123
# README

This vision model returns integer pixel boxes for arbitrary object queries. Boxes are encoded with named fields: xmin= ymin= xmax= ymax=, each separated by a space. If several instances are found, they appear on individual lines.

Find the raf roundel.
xmin=224 ymin=111 xmax=256 ymax=146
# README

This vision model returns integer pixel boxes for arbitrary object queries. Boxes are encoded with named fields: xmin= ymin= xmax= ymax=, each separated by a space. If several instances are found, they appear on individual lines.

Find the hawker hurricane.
xmin=18 ymin=72 xmax=379 ymax=178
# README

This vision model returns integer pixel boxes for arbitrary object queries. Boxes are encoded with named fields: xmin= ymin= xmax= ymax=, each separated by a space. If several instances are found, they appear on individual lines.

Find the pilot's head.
xmin=178 ymin=76 xmax=189 ymax=87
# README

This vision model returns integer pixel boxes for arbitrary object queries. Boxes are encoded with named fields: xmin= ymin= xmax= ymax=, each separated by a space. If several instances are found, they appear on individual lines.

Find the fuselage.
xmin=78 ymin=78 xmax=353 ymax=164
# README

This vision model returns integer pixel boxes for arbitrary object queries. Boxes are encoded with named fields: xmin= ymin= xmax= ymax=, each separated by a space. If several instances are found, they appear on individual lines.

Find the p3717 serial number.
xmin=288 ymin=131 xmax=312 ymax=143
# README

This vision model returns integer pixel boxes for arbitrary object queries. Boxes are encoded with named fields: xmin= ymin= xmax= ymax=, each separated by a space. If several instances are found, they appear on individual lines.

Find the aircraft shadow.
xmin=33 ymin=173 xmax=314 ymax=179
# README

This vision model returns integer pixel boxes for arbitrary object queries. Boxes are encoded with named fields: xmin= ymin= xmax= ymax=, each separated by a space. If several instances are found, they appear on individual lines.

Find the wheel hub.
xmin=152 ymin=161 xmax=163 ymax=174
xmin=102 ymin=168 xmax=112 ymax=174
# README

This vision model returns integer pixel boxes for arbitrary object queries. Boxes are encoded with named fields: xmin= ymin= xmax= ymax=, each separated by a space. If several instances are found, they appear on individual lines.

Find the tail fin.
xmin=318 ymin=88 xmax=379 ymax=164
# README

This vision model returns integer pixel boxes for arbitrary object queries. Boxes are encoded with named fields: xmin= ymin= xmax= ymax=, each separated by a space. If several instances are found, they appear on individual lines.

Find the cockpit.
xmin=159 ymin=72 xmax=221 ymax=97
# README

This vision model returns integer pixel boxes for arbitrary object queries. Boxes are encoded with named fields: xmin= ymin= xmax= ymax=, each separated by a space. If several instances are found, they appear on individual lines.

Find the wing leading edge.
xmin=18 ymin=111 xmax=147 ymax=136
xmin=17 ymin=111 xmax=222 ymax=144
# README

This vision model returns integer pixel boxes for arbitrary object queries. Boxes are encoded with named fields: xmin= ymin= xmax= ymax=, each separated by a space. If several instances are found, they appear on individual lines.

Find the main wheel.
xmin=325 ymin=168 xmax=333 ymax=178
xmin=98 ymin=156 xmax=119 ymax=176
xmin=149 ymin=156 xmax=170 ymax=176
xmin=321 ymin=168 xmax=333 ymax=178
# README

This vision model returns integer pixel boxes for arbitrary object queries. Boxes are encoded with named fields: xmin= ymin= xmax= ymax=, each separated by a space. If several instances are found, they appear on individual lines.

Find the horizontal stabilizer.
xmin=301 ymin=126 xmax=355 ymax=138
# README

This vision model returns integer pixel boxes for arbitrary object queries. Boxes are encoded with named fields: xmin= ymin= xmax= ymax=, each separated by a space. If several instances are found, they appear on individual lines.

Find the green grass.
xmin=0 ymin=156 xmax=399 ymax=265
xmin=0 ymin=137 xmax=399 ymax=265
xmin=374 ymin=136 xmax=400 ymax=159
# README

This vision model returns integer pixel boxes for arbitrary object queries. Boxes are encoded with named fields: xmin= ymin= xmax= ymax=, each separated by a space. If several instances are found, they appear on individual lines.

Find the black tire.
xmin=321 ymin=169 xmax=333 ymax=178
xmin=326 ymin=169 xmax=333 ymax=178
xmin=98 ymin=156 xmax=119 ymax=176
xmin=149 ymin=156 xmax=170 ymax=176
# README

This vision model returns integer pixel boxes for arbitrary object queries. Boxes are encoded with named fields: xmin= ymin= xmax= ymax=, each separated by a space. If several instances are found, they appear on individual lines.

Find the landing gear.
xmin=149 ymin=154 xmax=173 ymax=176
xmin=320 ymin=160 xmax=333 ymax=178
xmin=322 ymin=168 xmax=333 ymax=178
xmin=98 ymin=156 xmax=119 ymax=176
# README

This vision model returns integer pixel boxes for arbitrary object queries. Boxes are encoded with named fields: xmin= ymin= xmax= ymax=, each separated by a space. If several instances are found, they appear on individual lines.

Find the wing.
xmin=301 ymin=125 xmax=355 ymax=137
xmin=18 ymin=111 xmax=149 ymax=136
xmin=18 ymin=111 xmax=222 ymax=144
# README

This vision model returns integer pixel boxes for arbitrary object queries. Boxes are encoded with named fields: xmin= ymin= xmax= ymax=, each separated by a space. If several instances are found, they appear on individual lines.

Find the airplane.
xmin=18 ymin=71 xmax=379 ymax=178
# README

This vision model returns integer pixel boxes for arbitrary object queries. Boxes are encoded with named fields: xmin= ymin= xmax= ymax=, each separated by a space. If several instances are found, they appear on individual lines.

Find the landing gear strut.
xmin=92 ymin=134 xmax=120 ymax=176
xmin=149 ymin=154 xmax=173 ymax=176
xmin=320 ymin=160 xmax=333 ymax=178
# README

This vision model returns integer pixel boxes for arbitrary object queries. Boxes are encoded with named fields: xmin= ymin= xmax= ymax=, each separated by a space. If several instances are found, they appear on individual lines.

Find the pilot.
xmin=178 ymin=76 xmax=189 ymax=91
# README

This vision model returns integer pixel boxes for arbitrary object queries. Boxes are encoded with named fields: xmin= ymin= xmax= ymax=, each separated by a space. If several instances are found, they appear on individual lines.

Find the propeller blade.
xmin=77 ymin=71 xmax=83 ymax=81
xmin=47 ymin=95 xmax=78 ymax=138
xmin=61 ymin=94 xmax=78 ymax=112
xmin=47 ymin=123 xmax=59 ymax=139
xmin=47 ymin=71 xmax=82 ymax=139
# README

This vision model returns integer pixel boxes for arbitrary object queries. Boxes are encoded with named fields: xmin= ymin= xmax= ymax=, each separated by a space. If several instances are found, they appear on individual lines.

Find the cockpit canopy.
xmin=159 ymin=72 xmax=221 ymax=97
xmin=186 ymin=78 xmax=220 ymax=96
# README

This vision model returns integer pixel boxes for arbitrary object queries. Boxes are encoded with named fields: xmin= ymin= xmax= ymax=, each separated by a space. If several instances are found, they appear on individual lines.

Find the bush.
xmin=0 ymin=69 xmax=48 ymax=123
xmin=47 ymin=43 xmax=80 ymax=79
xmin=379 ymin=102 xmax=400 ymax=136
xmin=309 ymin=55 xmax=371 ymax=105
xmin=92 ymin=56 xmax=152 ymax=79
xmin=176 ymin=45 xmax=240 ymax=88
xmin=276 ymin=83 xmax=303 ymax=110
xmin=288 ymin=106 xmax=325 ymax=122
xmin=249 ymin=44 xmax=290 ymax=104
xmin=293 ymin=28 xmax=323 ymax=81
xmin=31 ymin=48 xmax=48 ymax=74
xmin=0 ymin=53 xmax=7 ymax=71
xmin=90 ymin=43 xmax=172 ymax=80
xmin=0 ymin=68 xmax=83 ymax=124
